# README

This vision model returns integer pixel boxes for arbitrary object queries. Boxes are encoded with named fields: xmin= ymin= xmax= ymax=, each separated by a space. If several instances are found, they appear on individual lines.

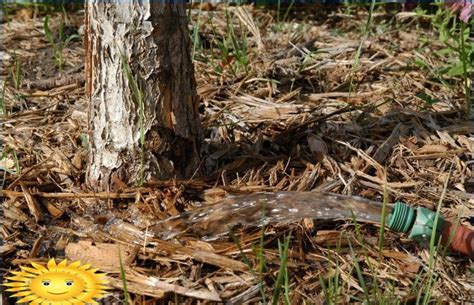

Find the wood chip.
xmin=116 ymin=271 xmax=222 ymax=301
xmin=65 ymin=241 xmax=139 ymax=272
xmin=20 ymin=182 xmax=43 ymax=223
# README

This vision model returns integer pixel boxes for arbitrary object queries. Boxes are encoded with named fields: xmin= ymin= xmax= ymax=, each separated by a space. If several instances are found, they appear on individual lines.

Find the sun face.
xmin=29 ymin=271 xmax=85 ymax=301
xmin=3 ymin=258 xmax=109 ymax=305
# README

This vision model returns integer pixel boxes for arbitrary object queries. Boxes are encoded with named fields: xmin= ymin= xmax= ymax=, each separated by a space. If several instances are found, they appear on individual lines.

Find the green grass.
xmin=440 ymin=207 xmax=463 ymax=258
xmin=189 ymin=0 xmax=204 ymax=61
xmin=11 ymin=149 xmax=20 ymax=175
xmin=230 ymin=227 xmax=267 ymax=303
xmin=416 ymin=5 xmax=472 ymax=113
xmin=10 ymin=52 xmax=22 ymax=90
xmin=320 ymin=235 xmax=344 ymax=304
xmin=1 ymin=80 xmax=7 ymax=116
xmin=224 ymin=9 xmax=250 ymax=75
xmin=197 ymin=8 xmax=250 ymax=76
xmin=348 ymin=238 xmax=370 ymax=304
xmin=378 ymin=179 xmax=389 ymax=258
xmin=351 ymin=212 xmax=380 ymax=304
xmin=271 ymin=232 xmax=292 ymax=305
xmin=118 ymin=247 xmax=130 ymax=305
xmin=256 ymin=225 xmax=267 ymax=302
xmin=43 ymin=14 xmax=80 ymax=72
xmin=420 ymin=171 xmax=450 ymax=305
xmin=271 ymin=0 xmax=295 ymax=33
xmin=231 ymin=225 xmax=293 ymax=304
xmin=348 ymin=0 xmax=376 ymax=98
xmin=458 ymin=21 xmax=471 ymax=113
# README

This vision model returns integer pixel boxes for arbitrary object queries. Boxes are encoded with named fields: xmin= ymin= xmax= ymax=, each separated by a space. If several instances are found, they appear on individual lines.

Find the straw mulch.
xmin=1 ymin=4 xmax=473 ymax=304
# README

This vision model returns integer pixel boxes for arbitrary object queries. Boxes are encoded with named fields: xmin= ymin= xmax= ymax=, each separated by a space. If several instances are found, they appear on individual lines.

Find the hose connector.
xmin=387 ymin=202 xmax=474 ymax=260
xmin=407 ymin=206 xmax=444 ymax=243
xmin=387 ymin=202 xmax=444 ymax=243
xmin=387 ymin=202 xmax=416 ymax=233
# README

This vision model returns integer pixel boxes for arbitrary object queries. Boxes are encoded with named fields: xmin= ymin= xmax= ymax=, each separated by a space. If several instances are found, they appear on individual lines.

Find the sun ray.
xmin=20 ymin=266 xmax=44 ymax=275
xmin=58 ymin=259 xmax=68 ymax=268
xmin=30 ymin=262 xmax=48 ymax=273
xmin=11 ymin=271 xmax=37 ymax=279
xmin=3 ymin=282 xmax=28 ymax=287
xmin=10 ymin=290 xmax=34 ymax=297
xmin=68 ymin=261 xmax=82 ymax=269
xmin=5 ymin=286 xmax=30 ymax=292
xmin=5 ymin=276 xmax=32 ymax=282
xmin=46 ymin=259 xmax=58 ymax=270
xmin=30 ymin=299 xmax=42 ymax=305
xmin=78 ymin=264 xmax=91 ymax=270
xmin=71 ymin=297 xmax=86 ymax=304
xmin=18 ymin=294 xmax=40 ymax=303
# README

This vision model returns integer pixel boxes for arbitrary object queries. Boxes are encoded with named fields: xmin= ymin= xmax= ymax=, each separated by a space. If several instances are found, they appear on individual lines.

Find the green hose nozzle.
xmin=387 ymin=202 xmax=444 ymax=243
xmin=387 ymin=202 xmax=416 ymax=233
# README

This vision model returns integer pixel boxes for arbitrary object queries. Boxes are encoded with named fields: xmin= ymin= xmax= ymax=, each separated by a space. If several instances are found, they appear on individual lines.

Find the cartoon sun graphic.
xmin=3 ymin=258 xmax=109 ymax=305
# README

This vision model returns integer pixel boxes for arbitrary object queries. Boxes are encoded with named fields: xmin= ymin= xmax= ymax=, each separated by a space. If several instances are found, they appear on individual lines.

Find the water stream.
xmin=150 ymin=192 xmax=391 ymax=241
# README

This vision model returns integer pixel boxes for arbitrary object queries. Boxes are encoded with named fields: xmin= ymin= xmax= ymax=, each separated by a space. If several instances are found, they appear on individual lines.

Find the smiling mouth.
xmin=47 ymin=291 xmax=68 ymax=295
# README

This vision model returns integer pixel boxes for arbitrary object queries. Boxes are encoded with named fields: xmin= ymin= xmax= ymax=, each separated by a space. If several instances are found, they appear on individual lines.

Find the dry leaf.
xmin=416 ymin=144 xmax=448 ymax=154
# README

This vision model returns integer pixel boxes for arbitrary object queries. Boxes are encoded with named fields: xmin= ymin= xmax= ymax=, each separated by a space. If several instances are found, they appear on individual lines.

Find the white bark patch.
xmin=88 ymin=2 xmax=157 ymax=184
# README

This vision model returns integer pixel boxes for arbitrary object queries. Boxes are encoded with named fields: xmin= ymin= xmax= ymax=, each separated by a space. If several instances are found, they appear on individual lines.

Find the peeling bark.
xmin=85 ymin=2 xmax=201 ymax=190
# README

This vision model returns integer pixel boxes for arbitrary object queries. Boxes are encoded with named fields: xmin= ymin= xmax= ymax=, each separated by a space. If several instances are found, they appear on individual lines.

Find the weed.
xmin=1 ymin=80 xmax=7 ymax=116
xmin=118 ymin=247 xmax=130 ymax=305
xmin=190 ymin=0 xmax=204 ymax=61
xmin=411 ymin=55 xmax=450 ymax=90
xmin=1 ymin=2 xmax=10 ymax=23
xmin=378 ymin=176 xmax=389 ymax=258
xmin=11 ymin=149 xmax=20 ymax=175
xmin=347 ymin=207 xmax=403 ymax=304
xmin=225 ymin=9 xmax=250 ymax=74
xmin=348 ymin=238 xmax=370 ymax=304
xmin=230 ymin=225 xmax=292 ymax=304
xmin=10 ymin=52 xmax=22 ymax=90
xmin=319 ymin=233 xmax=344 ymax=304
xmin=3 ymin=2 xmax=71 ymax=20
xmin=421 ymin=170 xmax=450 ymax=305
xmin=350 ymin=212 xmax=377 ymax=304
xmin=458 ymin=21 xmax=470 ymax=113
xmin=271 ymin=0 xmax=295 ymax=33
xmin=255 ymin=225 xmax=267 ymax=302
xmin=417 ymin=5 xmax=472 ymax=113
xmin=271 ymin=232 xmax=292 ymax=305
xmin=440 ymin=207 xmax=463 ymax=258
xmin=348 ymin=0 xmax=376 ymax=97
xmin=43 ymin=15 xmax=80 ymax=72
xmin=229 ymin=227 xmax=267 ymax=303
xmin=289 ymin=46 xmax=321 ymax=92
xmin=208 ymin=9 xmax=250 ymax=76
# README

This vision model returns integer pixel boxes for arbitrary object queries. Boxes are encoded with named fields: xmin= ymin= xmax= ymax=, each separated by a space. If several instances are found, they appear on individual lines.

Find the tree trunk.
xmin=85 ymin=2 xmax=201 ymax=190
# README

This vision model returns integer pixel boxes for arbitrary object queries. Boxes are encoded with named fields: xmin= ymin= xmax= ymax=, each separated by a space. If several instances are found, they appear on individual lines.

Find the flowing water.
xmin=150 ymin=191 xmax=392 ymax=241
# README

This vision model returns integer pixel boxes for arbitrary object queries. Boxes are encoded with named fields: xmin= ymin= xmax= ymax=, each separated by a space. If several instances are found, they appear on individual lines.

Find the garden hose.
xmin=387 ymin=202 xmax=474 ymax=260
